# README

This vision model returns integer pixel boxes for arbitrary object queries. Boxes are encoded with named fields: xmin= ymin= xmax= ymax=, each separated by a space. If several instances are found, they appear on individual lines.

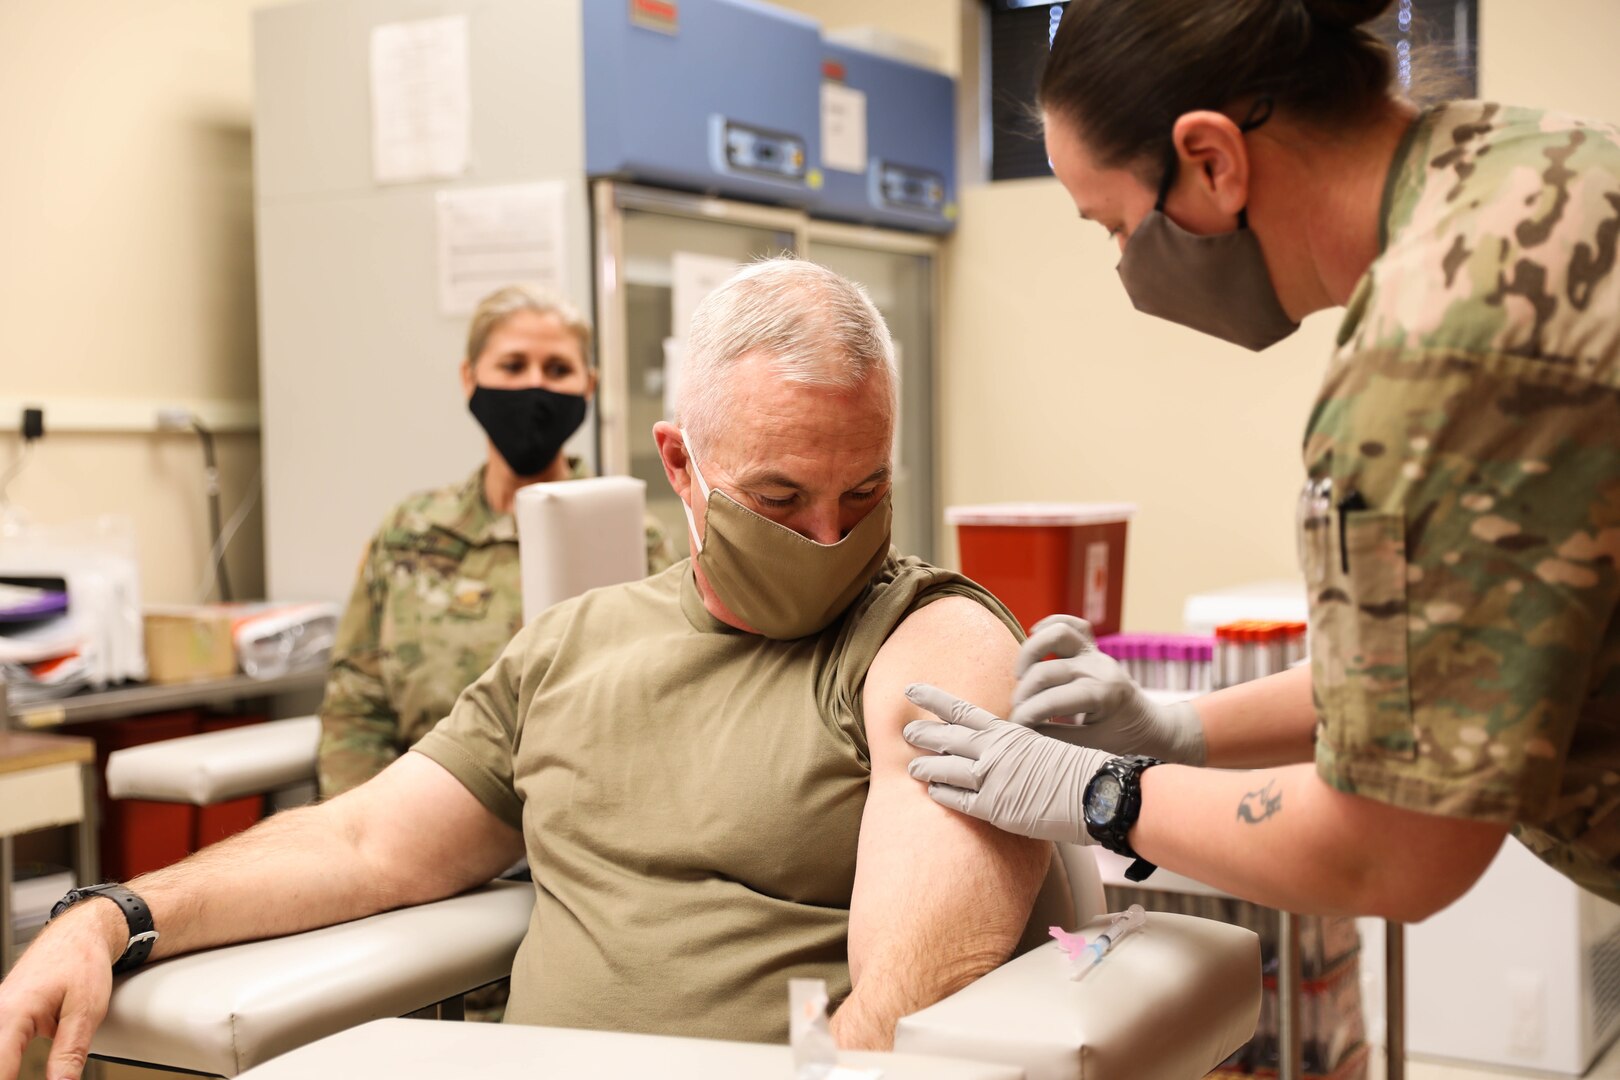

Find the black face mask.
xmin=468 ymin=386 xmax=588 ymax=477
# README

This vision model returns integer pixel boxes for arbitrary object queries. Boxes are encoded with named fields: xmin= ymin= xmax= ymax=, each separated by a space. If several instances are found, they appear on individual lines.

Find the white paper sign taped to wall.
xmin=671 ymin=252 xmax=743 ymax=343
xmin=666 ymin=253 xmax=742 ymax=419
xmin=370 ymin=15 xmax=470 ymax=185
xmin=436 ymin=182 xmax=568 ymax=316
xmin=820 ymin=81 xmax=868 ymax=174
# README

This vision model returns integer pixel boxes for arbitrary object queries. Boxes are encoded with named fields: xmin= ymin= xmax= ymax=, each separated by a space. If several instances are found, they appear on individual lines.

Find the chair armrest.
xmin=894 ymin=911 xmax=1261 ymax=1080
xmin=105 ymin=716 xmax=321 ymax=805
xmin=90 ymin=879 xmax=533 ymax=1077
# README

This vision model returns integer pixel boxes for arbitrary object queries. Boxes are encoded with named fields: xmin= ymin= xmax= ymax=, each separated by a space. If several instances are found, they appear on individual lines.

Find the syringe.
xmin=1064 ymin=905 xmax=1146 ymax=980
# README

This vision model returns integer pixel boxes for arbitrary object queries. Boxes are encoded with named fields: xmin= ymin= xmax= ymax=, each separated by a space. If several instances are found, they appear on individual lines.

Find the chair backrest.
xmin=1058 ymin=844 xmax=1108 ymax=925
xmin=514 ymin=477 xmax=649 ymax=622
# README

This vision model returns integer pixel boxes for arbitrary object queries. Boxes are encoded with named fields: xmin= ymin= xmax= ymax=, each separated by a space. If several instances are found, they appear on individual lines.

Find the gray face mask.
xmin=1115 ymin=99 xmax=1299 ymax=352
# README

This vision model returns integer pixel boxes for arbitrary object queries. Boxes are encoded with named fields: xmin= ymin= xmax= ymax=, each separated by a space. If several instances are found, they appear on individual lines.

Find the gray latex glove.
xmin=902 ymin=683 xmax=1113 ymax=845
xmin=1009 ymin=614 xmax=1206 ymax=766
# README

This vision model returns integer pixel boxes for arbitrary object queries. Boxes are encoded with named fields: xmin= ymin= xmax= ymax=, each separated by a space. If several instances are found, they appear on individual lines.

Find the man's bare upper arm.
xmin=345 ymin=752 xmax=527 ymax=905
xmin=847 ymin=595 xmax=1054 ymax=991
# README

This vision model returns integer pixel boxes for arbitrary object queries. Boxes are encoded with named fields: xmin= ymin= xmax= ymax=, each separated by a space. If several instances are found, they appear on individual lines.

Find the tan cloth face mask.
xmin=1115 ymin=97 xmax=1299 ymax=352
xmin=680 ymin=434 xmax=892 ymax=640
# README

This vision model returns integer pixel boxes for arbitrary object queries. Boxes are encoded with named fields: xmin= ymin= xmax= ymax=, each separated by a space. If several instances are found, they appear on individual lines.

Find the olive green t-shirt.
xmin=412 ymin=552 xmax=1069 ymax=1043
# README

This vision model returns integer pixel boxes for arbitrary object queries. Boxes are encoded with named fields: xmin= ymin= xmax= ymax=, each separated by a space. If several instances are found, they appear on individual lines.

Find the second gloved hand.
xmin=902 ymin=683 xmax=1113 ymax=846
xmin=1010 ymin=614 xmax=1206 ymax=766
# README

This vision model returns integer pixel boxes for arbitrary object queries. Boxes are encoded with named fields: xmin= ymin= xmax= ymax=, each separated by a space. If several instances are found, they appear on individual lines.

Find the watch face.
xmin=1086 ymin=774 xmax=1123 ymax=827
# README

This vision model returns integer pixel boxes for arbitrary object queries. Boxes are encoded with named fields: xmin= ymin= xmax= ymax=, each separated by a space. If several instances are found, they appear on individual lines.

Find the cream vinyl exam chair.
xmin=89 ymin=477 xmax=1259 ymax=1079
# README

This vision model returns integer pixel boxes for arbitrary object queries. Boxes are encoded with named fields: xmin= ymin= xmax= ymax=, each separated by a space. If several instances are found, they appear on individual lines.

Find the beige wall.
xmin=0 ymin=0 xmax=273 ymax=604
xmin=936 ymin=0 xmax=1620 ymax=631
xmin=1481 ymin=1 xmax=1620 ymax=119
xmin=771 ymin=0 xmax=960 ymax=73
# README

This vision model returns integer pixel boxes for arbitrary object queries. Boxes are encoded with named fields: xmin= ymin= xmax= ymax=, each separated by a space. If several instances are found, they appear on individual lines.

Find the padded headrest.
xmin=514 ymin=476 xmax=649 ymax=621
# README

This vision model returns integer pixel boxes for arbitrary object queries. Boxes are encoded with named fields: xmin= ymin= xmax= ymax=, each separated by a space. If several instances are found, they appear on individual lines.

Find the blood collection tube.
xmin=1219 ymin=624 xmax=1233 ymax=688
xmin=1284 ymin=622 xmax=1308 ymax=666
xmin=1229 ymin=623 xmax=1249 ymax=686
xmin=1166 ymin=639 xmax=1186 ymax=693
xmin=1254 ymin=623 xmax=1276 ymax=679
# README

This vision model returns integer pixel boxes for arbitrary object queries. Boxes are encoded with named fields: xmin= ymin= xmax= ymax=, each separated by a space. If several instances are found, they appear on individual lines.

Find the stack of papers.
xmin=0 ymin=587 xmax=92 ymax=704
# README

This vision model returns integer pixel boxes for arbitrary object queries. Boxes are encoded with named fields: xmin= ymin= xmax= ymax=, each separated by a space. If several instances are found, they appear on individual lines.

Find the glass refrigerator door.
xmin=807 ymin=229 xmax=938 ymax=562
xmin=594 ymin=183 xmax=804 ymax=557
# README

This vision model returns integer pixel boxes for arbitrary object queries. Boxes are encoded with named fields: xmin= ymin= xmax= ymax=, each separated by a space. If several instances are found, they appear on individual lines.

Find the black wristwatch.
xmin=49 ymin=884 xmax=159 ymax=974
xmin=1083 ymin=755 xmax=1161 ymax=882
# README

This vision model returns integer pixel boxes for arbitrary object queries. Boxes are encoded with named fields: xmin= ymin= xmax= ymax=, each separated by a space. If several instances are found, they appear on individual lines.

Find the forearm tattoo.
xmin=1236 ymin=779 xmax=1283 ymax=824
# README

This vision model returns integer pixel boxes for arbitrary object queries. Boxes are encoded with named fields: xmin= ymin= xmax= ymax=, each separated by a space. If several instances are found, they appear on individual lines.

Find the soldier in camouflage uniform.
xmin=319 ymin=286 xmax=673 ymax=798
xmin=1306 ymin=99 xmax=1620 ymax=901
xmin=899 ymin=0 xmax=1620 ymax=918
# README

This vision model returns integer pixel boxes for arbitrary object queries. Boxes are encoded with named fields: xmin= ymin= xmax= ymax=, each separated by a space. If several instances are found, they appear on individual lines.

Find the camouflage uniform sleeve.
xmin=317 ymin=530 xmax=402 ymax=798
xmin=644 ymin=514 xmax=677 ymax=575
xmin=1306 ymin=351 xmax=1620 ymax=824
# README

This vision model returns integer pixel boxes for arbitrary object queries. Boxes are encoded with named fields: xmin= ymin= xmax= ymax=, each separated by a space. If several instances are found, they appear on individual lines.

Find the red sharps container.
xmin=945 ymin=503 xmax=1136 ymax=636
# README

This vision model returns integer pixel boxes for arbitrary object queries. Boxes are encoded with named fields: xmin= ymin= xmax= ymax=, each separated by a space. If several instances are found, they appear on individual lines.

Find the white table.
xmin=236 ymin=1019 xmax=1027 ymax=1079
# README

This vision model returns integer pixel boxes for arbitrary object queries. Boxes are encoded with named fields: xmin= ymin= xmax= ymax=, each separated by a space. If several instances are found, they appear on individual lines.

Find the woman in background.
xmin=318 ymin=286 xmax=673 ymax=798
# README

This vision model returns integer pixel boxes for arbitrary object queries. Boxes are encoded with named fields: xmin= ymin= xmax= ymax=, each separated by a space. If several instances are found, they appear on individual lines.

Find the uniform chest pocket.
xmin=1301 ymin=497 xmax=1416 ymax=761
xmin=445 ymin=577 xmax=494 ymax=620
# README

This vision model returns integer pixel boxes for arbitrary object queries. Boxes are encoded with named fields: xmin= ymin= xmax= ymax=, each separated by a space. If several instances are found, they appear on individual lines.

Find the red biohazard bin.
xmin=947 ymin=503 xmax=1136 ymax=636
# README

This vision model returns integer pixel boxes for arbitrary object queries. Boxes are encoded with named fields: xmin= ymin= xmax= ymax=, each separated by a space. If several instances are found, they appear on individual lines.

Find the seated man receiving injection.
xmin=0 ymin=260 xmax=1068 ymax=1078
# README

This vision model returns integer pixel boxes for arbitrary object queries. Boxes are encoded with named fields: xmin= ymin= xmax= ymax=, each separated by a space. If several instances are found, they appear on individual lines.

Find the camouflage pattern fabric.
xmin=318 ymin=461 xmax=674 ymax=798
xmin=1304 ymin=101 xmax=1620 ymax=902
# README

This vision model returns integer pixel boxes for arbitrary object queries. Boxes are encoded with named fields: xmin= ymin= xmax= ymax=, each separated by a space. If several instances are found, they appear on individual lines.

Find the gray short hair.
xmin=677 ymin=258 xmax=897 ymax=452
xmin=465 ymin=285 xmax=591 ymax=364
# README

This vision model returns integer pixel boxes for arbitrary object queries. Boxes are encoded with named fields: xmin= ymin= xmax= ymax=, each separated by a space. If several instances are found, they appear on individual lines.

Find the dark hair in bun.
xmin=1040 ymin=0 xmax=1397 ymax=175
xmin=1301 ymin=0 xmax=1396 ymax=29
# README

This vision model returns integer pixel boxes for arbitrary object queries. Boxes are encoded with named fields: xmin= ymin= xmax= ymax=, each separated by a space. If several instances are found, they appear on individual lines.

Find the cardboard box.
xmin=142 ymin=605 xmax=237 ymax=684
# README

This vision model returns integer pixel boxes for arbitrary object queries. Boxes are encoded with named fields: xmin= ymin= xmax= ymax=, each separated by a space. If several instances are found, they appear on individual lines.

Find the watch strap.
xmin=1124 ymin=856 xmax=1159 ymax=882
xmin=51 ymin=884 xmax=158 ymax=974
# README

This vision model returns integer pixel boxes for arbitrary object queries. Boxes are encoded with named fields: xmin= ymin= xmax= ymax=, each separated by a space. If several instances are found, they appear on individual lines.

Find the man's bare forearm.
xmin=131 ymin=800 xmax=393 ymax=961
xmin=47 ymin=797 xmax=393 ymax=974
xmin=72 ymin=756 xmax=516 ymax=966
xmin=1198 ymin=666 xmax=1317 ymax=769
